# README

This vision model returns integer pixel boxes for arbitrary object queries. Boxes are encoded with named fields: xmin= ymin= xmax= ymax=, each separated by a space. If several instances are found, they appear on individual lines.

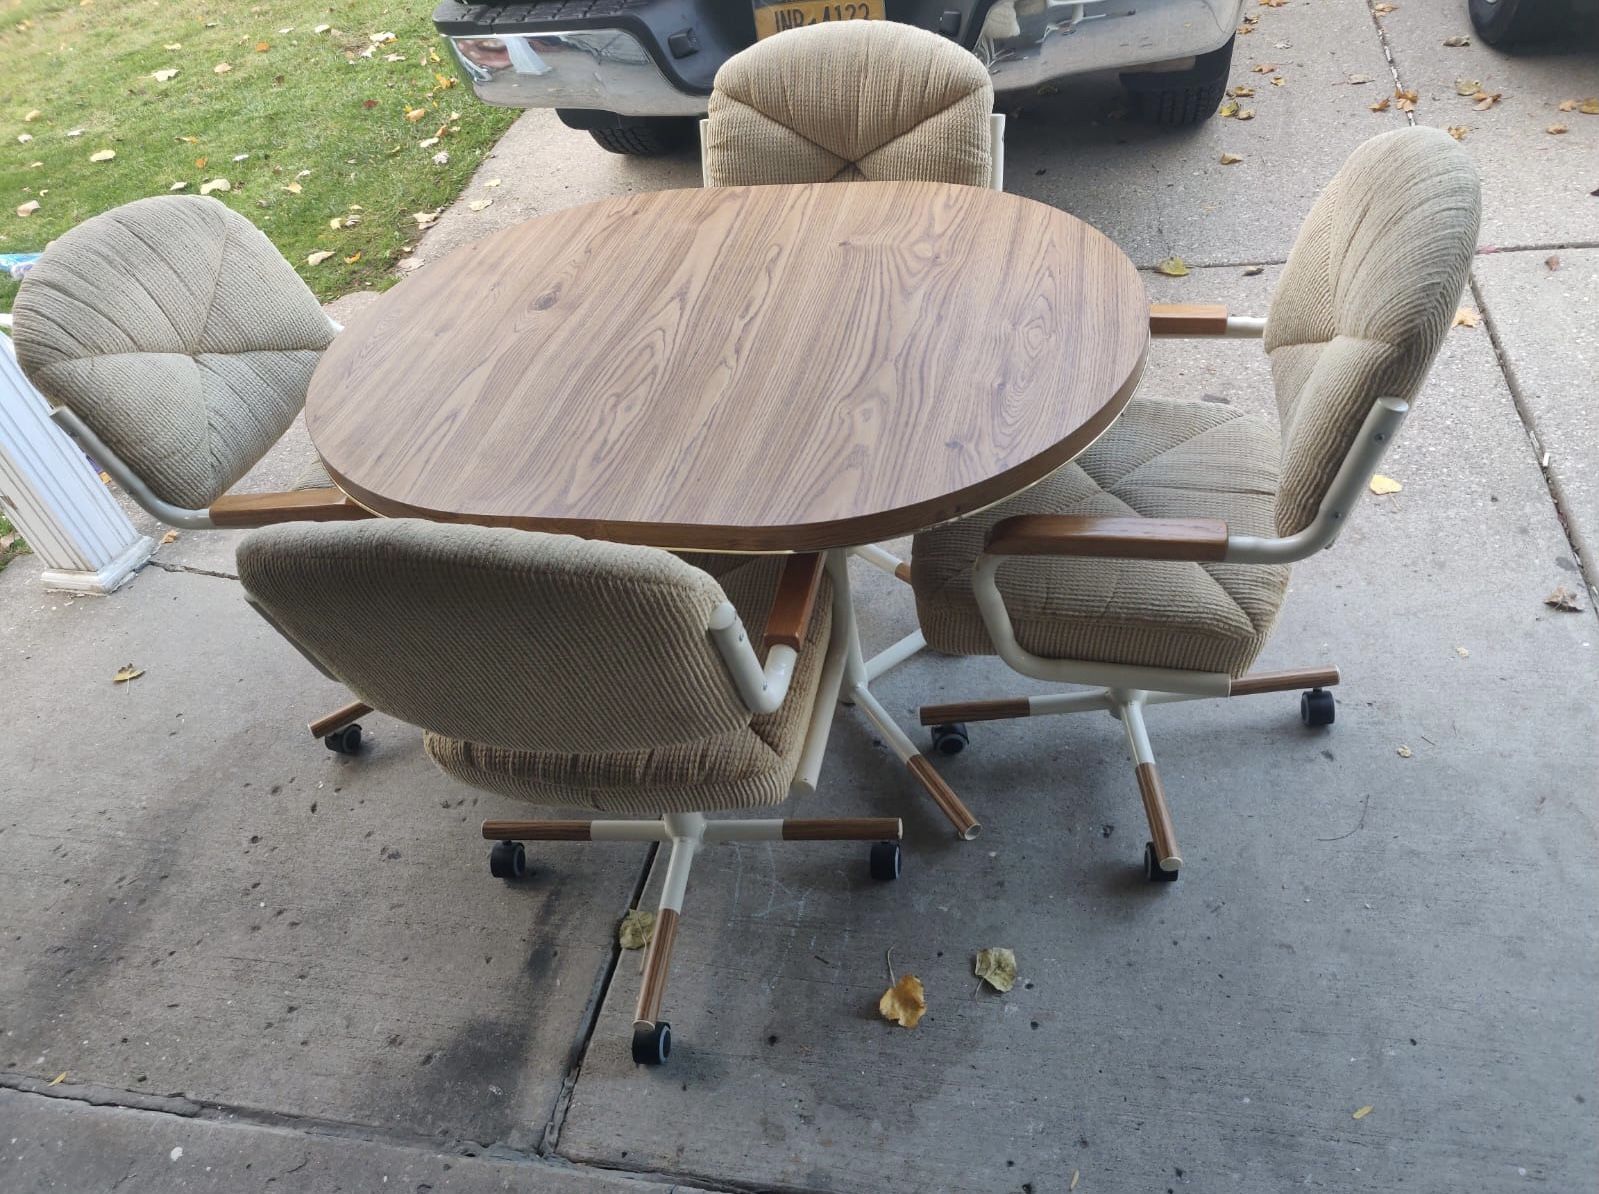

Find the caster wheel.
xmin=869 ymin=840 xmax=902 ymax=881
xmin=1143 ymin=841 xmax=1179 ymax=883
xmin=324 ymin=723 xmax=363 ymax=754
xmin=930 ymin=722 xmax=969 ymax=756
xmin=1300 ymin=688 xmax=1335 ymax=728
xmin=488 ymin=840 xmax=527 ymax=880
xmin=632 ymin=1021 xmax=671 ymax=1066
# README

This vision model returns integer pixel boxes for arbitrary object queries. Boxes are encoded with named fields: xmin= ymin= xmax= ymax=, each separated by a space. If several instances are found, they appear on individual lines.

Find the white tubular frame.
xmin=708 ymin=601 xmax=798 ymax=714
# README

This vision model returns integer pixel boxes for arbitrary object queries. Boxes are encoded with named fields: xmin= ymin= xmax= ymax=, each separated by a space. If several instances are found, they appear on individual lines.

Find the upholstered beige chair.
xmin=237 ymin=519 xmax=902 ymax=1066
xmin=12 ymin=195 xmax=373 ymax=751
xmin=910 ymin=127 xmax=1480 ymax=881
xmin=702 ymin=22 xmax=1000 ymax=190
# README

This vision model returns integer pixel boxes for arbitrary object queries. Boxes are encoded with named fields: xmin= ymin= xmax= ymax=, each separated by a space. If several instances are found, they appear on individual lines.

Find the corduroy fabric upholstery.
xmin=291 ymin=454 xmax=335 ymax=491
xmin=703 ymin=22 xmax=992 ymax=187
xmin=912 ymin=398 xmax=1288 ymax=676
xmin=12 ymin=196 xmax=335 ymax=511
xmin=1265 ymin=127 xmax=1480 ymax=535
xmin=237 ymin=521 xmax=832 ymax=813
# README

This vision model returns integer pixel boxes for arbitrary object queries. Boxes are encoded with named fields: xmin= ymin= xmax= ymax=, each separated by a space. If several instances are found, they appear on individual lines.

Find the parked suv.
xmin=433 ymin=0 xmax=1247 ymax=154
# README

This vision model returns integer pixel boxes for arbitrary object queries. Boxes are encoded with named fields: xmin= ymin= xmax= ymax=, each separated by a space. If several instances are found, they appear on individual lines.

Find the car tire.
xmin=580 ymin=117 xmax=693 ymax=157
xmin=1467 ymin=0 xmax=1569 ymax=46
xmin=1120 ymin=35 xmax=1234 ymax=127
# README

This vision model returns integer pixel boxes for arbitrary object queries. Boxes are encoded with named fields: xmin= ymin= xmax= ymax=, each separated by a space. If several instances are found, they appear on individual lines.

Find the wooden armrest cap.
xmin=208 ymin=488 xmax=372 ymax=527
xmin=1149 ymin=303 xmax=1229 ymax=336
xmin=984 ymin=515 xmax=1230 ymax=561
xmin=761 ymin=552 xmax=826 ymax=653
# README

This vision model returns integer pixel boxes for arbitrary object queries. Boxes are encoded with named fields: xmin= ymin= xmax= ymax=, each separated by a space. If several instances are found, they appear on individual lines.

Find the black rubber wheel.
xmin=324 ymin=724 xmax=362 ymax=755
xmin=1468 ymin=0 xmax=1569 ymax=46
xmin=1121 ymin=35 xmax=1234 ymax=127
xmin=1144 ymin=841 xmax=1180 ymax=883
xmin=869 ymin=840 xmax=903 ymax=882
xmin=584 ymin=118 xmax=692 ymax=156
xmin=1300 ymin=688 xmax=1336 ymax=728
xmin=930 ymin=722 xmax=969 ymax=756
xmin=488 ymin=840 xmax=527 ymax=881
xmin=631 ymin=1021 xmax=671 ymax=1066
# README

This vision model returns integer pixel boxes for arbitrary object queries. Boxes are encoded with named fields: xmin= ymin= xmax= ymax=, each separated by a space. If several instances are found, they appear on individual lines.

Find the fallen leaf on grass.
xmin=23 ymin=109 xmax=40 ymax=121
xmin=343 ymin=251 xmax=362 ymax=264
xmin=89 ymin=148 xmax=115 ymax=162
xmin=16 ymin=132 xmax=32 ymax=144
xmin=1369 ymin=97 xmax=1391 ymax=112
xmin=468 ymin=198 xmax=493 ymax=212
xmin=1156 ymin=257 xmax=1189 ymax=277
xmin=314 ymin=23 xmax=331 ymax=33
xmin=618 ymin=909 xmax=655 ymax=949
xmin=199 ymin=178 xmax=229 ymax=195
xmin=432 ymin=151 xmax=450 ymax=165
xmin=194 ymin=155 xmax=207 ymax=168
xmin=1546 ymin=254 xmax=1561 ymax=270
xmin=1452 ymin=307 xmax=1478 ymax=328
xmin=307 ymin=250 xmax=334 ymax=265
xmin=113 ymin=664 xmax=144 ymax=683
xmin=974 ymin=947 xmax=1018 ymax=993
xmin=282 ymin=181 xmax=302 ymax=194
xmin=412 ymin=209 xmax=441 ymax=230
xmin=1443 ymin=34 xmax=1471 ymax=46
xmin=1447 ymin=125 xmax=1468 ymax=140
xmin=1220 ymin=152 xmax=1245 ymax=164
xmin=1546 ymin=124 xmax=1568 ymax=134
xmin=255 ymin=41 xmax=271 ymax=53
xmin=1353 ymin=1105 xmax=1374 ymax=1119
xmin=160 ymin=530 xmax=180 ymax=545
xmin=404 ymin=106 xmax=427 ymax=123
xmin=1369 ymin=474 xmax=1402 ymax=495
xmin=16 ymin=200 xmax=40 ymax=216
xmin=1544 ymin=584 xmax=1584 ymax=612
xmin=1395 ymin=745 xmax=1412 ymax=759
xmin=879 ymin=974 xmax=927 ymax=1028
xmin=66 ymin=128 xmax=84 ymax=137
xmin=213 ymin=62 xmax=232 ymax=74
xmin=417 ymin=136 xmax=440 ymax=149
xmin=152 ymin=68 xmax=179 ymax=82
xmin=165 ymin=41 xmax=182 ymax=49
xmin=168 ymin=181 xmax=188 ymax=191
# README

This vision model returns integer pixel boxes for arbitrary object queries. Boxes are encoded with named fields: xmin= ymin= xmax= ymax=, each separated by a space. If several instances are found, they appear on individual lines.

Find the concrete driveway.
xmin=3 ymin=1 xmax=1596 ymax=1190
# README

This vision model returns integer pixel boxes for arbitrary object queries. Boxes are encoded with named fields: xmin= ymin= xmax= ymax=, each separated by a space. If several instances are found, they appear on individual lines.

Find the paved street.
xmin=3 ymin=1 xmax=1596 ymax=1190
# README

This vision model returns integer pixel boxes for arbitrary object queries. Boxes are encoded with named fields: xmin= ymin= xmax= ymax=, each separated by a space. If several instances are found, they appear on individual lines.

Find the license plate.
xmin=752 ymin=0 xmax=883 ymax=40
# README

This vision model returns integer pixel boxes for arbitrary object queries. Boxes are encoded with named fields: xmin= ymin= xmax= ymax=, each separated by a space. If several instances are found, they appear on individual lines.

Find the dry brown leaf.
xmin=1220 ymin=152 xmax=1245 ymax=165
xmin=160 ymin=530 xmax=180 ymax=545
xmin=1395 ymin=745 xmax=1412 ymax=759
xmin=1242 ymin=265 xmax=1265 ymax=276
xmin=1228 ymin=84 xmax=1255 ymax=97
xmin=618 ymin=908 xmax=655 ymax=949
xmin=213 ymin=61 xmax=232 ymax=74
xmin=1370 ymin=96 xmax=1391 ymax=112
xmin=1394 ymin=88 xmax=1418 ymax=112
xmin=1578 ymin=97 xmax=1599 ymax=115
xmin=1473 ymin=91 xmax=1502 ymax=111
xmin=1443 ymin=34 xmax=1470 ymax=46
xmin=89 ymin=148 xmax=115 ymax=162
xmin=404 ymin=106 xmax=427 ymax=123
xmin=1447 ymin=125 xmax=1468 ymax=140
xmin=16 ymin=199 xmax=41 ymax=217
xmin=974 ymin=947 xmax=1018 ymax=993
xmin=1557 ymin=99 xmax=1578 ymax=112
xmin=1353 ymin=1105 xmax=1374 ymax=1119
xmin=1369 ymin=474 xmax=1403 ymax=495
xmin=1452 ymin=307 xmax=1479 ymax=328
xmin=283 ymin=181 xmax=302 ymax=194
xmin=1544 ymin=584 xmax=1584 ymax=612
xmin=1373 ymin=2 xmax=1396 ymax=12
xmin=343 ymin=251 xmax=362 ymax=264
xmin=1546 ymin=254 xmax=1561 ymax=270
xmin=1219 ymin=98 xmax=1240 ymax=117
xmin=255 ymin=41 xmax=271 ymax=52
xmin=306 ymin=250 xmax=334 ymax=265
xmin=152 ymin=68 xmax=179 ymax=82
xmin=194 ymin=155 xmax=207 ymax=168
xmin=412 ymin=209 xmax=441 ymax=229
xmin=1454 ymin=77 xmax=1481 ymax=95
xmin=1259 ymin=0 xmax=1287 ymax=6
xmin=112 ymin=664 xmax=144 ymax=683
xmin=1252 ymin=62 xmax=1277 ymax=73
xmin=1235 ymin=107 xmax=1256 ymax=120
xmin=1271 ymin=76 xmax=1285 ymax=86
xmin=1155 ymin=257 xmax=1190 ymax=277
xmin=1546 ymin=124 xmax=1569 ymax=134
xmin=199 ymin=178 xmax=229 ymax=195
xmin=879 ymin=974 xmax=927 ymax=1028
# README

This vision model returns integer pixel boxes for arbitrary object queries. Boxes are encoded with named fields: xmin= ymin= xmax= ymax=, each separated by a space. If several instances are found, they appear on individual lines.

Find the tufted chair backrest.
xmin=703 ymin=22 xmax=993 ymax=187
xmin=12 ymin=196 xmax=335 ymax=511
xmin=1265 ymin=127 xmax=1480 ymax=537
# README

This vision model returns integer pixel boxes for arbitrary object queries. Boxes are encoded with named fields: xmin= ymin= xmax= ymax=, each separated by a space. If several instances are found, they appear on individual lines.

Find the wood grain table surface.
xmin=306 ymin=181 xmax=1149 ymax=552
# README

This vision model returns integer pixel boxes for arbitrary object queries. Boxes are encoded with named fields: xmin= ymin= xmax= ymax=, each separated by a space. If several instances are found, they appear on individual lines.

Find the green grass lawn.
xmin=1 ymin=0 xmax=519 ymax=311
xmin=0 ymin=509 xmax=27 ymax=571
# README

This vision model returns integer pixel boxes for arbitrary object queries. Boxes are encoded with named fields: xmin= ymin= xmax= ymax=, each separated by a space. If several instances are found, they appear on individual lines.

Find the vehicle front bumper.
xmin=435 ymin=0 xmax=1243 ymax=116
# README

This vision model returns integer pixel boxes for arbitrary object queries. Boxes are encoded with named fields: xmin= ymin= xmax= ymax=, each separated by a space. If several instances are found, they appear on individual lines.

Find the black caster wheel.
xmin=324 ymin=723 xmax=363 ymax=755
xmin=930 ymin=722 xmax=969 ymax=756
xmin=488 ymin=840 xmax=527 ymax=880
xmin=869 ymin=840 xmax=902 ymax=881
xmin=1300 ymin=688 xmax=1335 ymax=728
xmin=1143 ymin=841 xmax=1180 ymax=883
xmin=631 ymin=1021 xmax=671 ymax=1066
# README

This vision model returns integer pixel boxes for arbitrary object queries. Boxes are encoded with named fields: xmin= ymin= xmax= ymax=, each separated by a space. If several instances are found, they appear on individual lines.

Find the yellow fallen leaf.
xmin=1396 ymin=745 xmax=1412 ymax=758
xmin=152 ymin=68 xmax=178 ymax=82
xmin=89 ymin=148 xmax=115 ymax=162
xmin=1369 ymin=474 xmax=1402 ymax=495
xmin=329 ymin=217 xmax=343 ymax=230
xmin=1071 ymin=1173 xmax=1079 ymax=1191
xmin=343 ymin=251 xmax=362 ymax=264
xmin=417 ymin=136 xmax=441 ymax=149
xmin=468 ymin=198 xmax=493 ymax=212
xmin=618 ymin=908 xmax=654 ymax=949
xmin=1373 ymin=1 xmax=1396 ymax=11
xmin=1447 ymin=126 xmax=1468 ymax=140
xmin=404 ymin=106 xmax=427 ymax=123
xmin=112 ymin=664 xmax=143 ymax=683
xmin=160 ymin=530 xmax=180 ymax=545
xmin=1452 ymin=307 xmax=1478 ymax=328
xmin=313 ymin=23 xmax=330 ymax=33
xmin=1544 ymin=584 xmax=1584 ymax=612
xmin=164 ymin=41 xmax=182 ymax=50
xmin=168 ymin=181 xmax=188 ymax=191
xmin=307 ymin=250 xmax=334 ymax=266
xmin=254 ymin=41 xmax=271 ymax=52
xmin=1546 ymin=124 xmax=1568 ymax=134
xmin=1557 ymin=99 xmax=1579 ymax=112
xmin=1578 ymin=97 xmax=1599 ymax=115
xmin=1271 ymin=76 xmax=1285 ymax=86
xmin=199 ymin=178 xmax=229 ymax=195
xmin=1228 ymin=85 xmax=1255 ymax=98
xmin=49 ymin=1072 xmax=67 ymax=1086
xmin=1369 ymin=97 xmax=1391 ymax=112
xmin=1454 ymin=77 xmax=1480 ymax=96
xmin=1353 ymin=1104 xmax=1374 ymax=1119
xmin=412 ymin=209 xmax=441 ymax=230
xmin=213 ymin=62 xmax=232 ymax=74
xmin=1220 ymin=152 xmax=1244 ymax=165
xmin=17 ymin=200 xmax=40 ymax=216
xmin=194 ymin=155 xmax=207 ymax=168
xmin=1394 ymin=88 xmax=1418 ymax=112
xmin=23 ymin=109 xmax=40 ymax=122
xmin=282 ymin=181 xmax=302 ymax=194
xmin=1235 ymin=108 xmax=1256 ymax=120
xmin=879 ymin=974 xmax=926 ymax=1028
xmin=1219 ymin=98 xmax=1240 ymax=118
xmin=1156 ymin=257 xmax=1190 ymax=277
xmin=974 ymin=947 xmax=1018 ymax=993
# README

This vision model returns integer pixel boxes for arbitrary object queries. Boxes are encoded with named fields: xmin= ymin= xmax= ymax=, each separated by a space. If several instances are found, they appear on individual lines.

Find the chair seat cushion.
xmin=291 ymin=454 xmax=334 ymax=491
xmin=911 ymin=397 xmax=1291 ymax=676
xmin=425 ymin=556 xmax=832 ymax=813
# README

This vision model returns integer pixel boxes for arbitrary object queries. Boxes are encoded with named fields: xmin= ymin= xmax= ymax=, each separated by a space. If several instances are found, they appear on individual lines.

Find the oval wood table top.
xmin=306 ymin=181 xmax=1149 ymax=552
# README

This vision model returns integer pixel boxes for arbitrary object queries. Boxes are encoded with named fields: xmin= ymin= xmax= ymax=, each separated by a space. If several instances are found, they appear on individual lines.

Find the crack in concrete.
xmin=1364 ymin=1 xmax=1411 ymax=122
xmin=144 ymin=559 xmax=239 ymax=582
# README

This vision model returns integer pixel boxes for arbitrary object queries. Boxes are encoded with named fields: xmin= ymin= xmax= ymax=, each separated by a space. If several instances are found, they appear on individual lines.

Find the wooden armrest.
xmin=1149 ymin=303 xmax=1229 ymax=336
xmin=209 ymin=488 xmax=374 ymax=528
xmin=984 ymin=515 xmax=1230 ymax=562
xmin=761 ymin=552 xmax=825 ymax=653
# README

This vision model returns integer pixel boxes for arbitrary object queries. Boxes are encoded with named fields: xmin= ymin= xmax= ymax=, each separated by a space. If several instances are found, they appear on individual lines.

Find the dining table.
xmin=303 ymin=179 xmax=1150 ymax=838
